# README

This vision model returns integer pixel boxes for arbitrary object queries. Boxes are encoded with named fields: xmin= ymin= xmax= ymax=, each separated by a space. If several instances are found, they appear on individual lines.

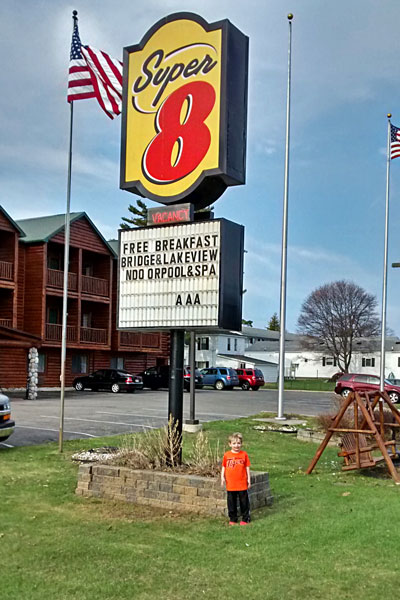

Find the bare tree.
xmin=297 ymin=280 xmax=380 ymax=372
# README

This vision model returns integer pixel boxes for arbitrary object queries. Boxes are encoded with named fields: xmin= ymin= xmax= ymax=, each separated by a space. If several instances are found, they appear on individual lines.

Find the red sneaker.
xmin=240 ymin=521 xmax=250 ymax=526
xmin=229 ymin=521 xmax=237 ymax=526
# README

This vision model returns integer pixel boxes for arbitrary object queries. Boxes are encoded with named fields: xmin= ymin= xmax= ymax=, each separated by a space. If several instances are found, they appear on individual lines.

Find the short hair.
xmin=229 ymin=432 xmax=243 ymax=443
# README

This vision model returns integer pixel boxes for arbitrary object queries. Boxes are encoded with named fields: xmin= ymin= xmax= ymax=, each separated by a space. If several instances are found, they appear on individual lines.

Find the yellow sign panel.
xmin=120 ymin=13 xmax=248 ymax=206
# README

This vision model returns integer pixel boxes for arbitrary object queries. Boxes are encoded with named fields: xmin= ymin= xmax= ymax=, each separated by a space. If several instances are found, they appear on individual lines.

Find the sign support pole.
xmin=168 ymin=329 xmax=184 ymax=463
xmin=187 ymin=331 xmax=199 ymax=425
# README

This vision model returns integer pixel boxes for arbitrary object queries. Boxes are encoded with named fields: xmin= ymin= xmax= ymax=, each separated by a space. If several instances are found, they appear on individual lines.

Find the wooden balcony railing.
xmin=82 ymin=275 xmax=109 ymax=297
xmin=45 ymin=323 xmax=77 ymax=342
xmin=142 ymin=333 xmax=161 ymax=348
xmin=120 ymin=332 xmax=142 ymax=348
xmin=0 ymin=260 xmax=13 ymax=281
xmin=0 ymin=318 xmax=12 ymax=328
xmin=80 ymin=327 xmax=108 ymax=344
xmin=47 ymin=269 xmax=78 ymax=291
xmin=120 ymin=331 xmax=160 ymax=349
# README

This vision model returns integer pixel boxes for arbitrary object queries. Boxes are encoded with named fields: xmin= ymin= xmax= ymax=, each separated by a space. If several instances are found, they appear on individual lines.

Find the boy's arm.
xmin=221 ymin=466 xmax=226 ymax=488
xmin=246 ymin=466 xmax=251 ymax=489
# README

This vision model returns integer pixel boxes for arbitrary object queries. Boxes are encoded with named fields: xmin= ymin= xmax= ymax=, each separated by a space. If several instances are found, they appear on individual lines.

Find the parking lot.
xmin=2 ymin=388 xmax=337 ymax=448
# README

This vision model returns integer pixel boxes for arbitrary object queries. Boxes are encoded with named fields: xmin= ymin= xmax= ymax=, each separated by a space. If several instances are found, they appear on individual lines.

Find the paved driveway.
xmin=2 ymin=388 xmax=337 ymax=448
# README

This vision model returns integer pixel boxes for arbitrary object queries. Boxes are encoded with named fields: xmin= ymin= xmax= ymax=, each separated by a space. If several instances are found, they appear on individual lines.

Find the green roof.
xmin=107 ymin=239 xmax=119 ymax=256
xmin=16 ymin=212 xmax=117 ymax=257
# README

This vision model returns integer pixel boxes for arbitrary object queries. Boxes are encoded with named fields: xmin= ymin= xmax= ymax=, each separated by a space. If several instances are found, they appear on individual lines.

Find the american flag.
xmin=390 ymin=124 xmax=400 ymax=160
xmin=67 ymin=20 xmax=122 ymax=120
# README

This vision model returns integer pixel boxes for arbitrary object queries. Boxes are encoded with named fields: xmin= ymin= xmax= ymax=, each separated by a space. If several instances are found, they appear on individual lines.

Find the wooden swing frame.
xmin=306 ymin=390 xmax=400 ymax=484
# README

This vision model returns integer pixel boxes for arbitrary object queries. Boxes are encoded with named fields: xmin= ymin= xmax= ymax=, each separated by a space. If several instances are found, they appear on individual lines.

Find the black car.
xmin=0 ymin=392 xmax=15 ymax=442
xmin=140 ymin=365 xmax=203 ymax=391
xmin=73 ymin=369 xmax=143 ymax=393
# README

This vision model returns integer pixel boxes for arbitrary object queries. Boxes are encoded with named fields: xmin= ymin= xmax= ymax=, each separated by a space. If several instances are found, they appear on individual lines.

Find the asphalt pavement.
xmin=1 ymin=387 xmax=338 ymax=448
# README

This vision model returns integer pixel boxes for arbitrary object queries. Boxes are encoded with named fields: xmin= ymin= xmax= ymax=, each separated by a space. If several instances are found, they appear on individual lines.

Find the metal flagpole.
xmin=59 ymin=11 xmax=77 ymax=452
xmin=380 ymin=113 xmax=392 ymax=391
xmin=277 ymin=13 xmax=293 ymax=420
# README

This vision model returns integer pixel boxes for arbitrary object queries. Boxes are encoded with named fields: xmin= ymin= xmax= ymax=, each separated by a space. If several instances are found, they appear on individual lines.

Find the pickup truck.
xmin=0 ymin=392 xmax=15 ymax=443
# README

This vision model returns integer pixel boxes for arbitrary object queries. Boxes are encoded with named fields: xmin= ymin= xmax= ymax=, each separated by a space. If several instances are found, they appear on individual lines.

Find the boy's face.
xmin=229 ymin=438 xmax=242 ymax=453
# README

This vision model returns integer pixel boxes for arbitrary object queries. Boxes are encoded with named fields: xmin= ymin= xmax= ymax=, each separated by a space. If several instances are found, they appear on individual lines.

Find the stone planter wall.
xmin=297 ymin=428 xmax=340 ymax=447
xmin=76 ymin=465 xmax=273 ymax=516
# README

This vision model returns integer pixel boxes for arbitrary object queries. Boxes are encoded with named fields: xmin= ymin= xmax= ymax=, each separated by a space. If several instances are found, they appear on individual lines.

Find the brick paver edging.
xmin=76 ymin=465 xmax=273 ymax=516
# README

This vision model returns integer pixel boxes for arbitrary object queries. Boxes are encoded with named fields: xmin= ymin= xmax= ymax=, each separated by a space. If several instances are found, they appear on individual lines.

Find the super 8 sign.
xmin=120 ymin=13 xmax=249 ymax=208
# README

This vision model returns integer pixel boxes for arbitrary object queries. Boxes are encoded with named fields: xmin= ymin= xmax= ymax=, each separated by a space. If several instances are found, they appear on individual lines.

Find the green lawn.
xmin=2 ymin=416 xmax=400 ymax=600
xmin=264 ymin=378 xmax=335 ymax=391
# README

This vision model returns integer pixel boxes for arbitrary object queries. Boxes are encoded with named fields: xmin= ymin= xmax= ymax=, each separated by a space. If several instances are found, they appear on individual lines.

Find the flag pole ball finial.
xmin=287 ymin=13 xmax=293 ymax=20
xmin=388 ymin=113 xmax=392 ymax=119
xmin=73 ymin=10 xmax=78 ymax=18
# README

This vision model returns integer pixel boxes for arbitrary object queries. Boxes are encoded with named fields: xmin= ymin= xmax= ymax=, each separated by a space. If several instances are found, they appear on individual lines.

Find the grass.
xmin=2 ymin=415 xmax=400 ymax=600
xmin=264 ymin=378 xmax=335 ymax=391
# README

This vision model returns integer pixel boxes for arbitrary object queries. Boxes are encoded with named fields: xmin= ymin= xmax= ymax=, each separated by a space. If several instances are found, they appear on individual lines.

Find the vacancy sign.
xmin=117 ymin=219 xmax=244 ymax=330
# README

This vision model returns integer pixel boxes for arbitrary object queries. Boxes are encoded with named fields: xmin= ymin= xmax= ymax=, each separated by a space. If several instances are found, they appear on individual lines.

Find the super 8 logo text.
xmin=120 ymin=13 xmax=248 ymax=206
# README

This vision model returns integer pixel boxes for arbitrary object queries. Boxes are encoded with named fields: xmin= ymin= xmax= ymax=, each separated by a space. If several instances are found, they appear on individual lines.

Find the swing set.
xmin=307 ymin=390 xmax=400 ymax=484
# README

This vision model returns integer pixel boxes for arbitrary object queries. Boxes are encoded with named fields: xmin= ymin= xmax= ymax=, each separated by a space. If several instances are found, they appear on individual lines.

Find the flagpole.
xmin=380 ymin=113 xmax=392 ymax=392
xmin=277 ymin=13 xmax=293 ymax=420
xmin=59 ymin=11 xmax=77 ymax=453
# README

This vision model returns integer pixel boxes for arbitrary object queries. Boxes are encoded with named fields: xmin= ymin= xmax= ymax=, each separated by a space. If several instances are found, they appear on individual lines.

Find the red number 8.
xmin=143 ymin=81 xmax=216 ymax=183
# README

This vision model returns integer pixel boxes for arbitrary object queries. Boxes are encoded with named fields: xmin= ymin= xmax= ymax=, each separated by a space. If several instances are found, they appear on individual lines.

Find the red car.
xmin=334 ymin=373 xmax=400 ymax=403
xmin=235 ymin=368 xmax=265 ymax=391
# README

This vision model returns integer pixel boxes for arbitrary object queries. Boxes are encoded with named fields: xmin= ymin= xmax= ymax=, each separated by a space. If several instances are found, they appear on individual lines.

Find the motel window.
xmin=227 ymin=338 xmax=231 ymax=351
xmin=72 ymin=354 xmax=88 ymax=374
xmin=38 ymin=353 xmax=46 ymax=373
xmin=234 ymin=339 xmax=238 ymax=351
xmin=82 ymin=312 xmax=92 ymax=328
xmin=362 ymin=357 xmax=375 ymax=368
xmin=47 ymin=307 xmax=60 ymax=324
xmin=110 ymin=357 xmax=124 ymax=370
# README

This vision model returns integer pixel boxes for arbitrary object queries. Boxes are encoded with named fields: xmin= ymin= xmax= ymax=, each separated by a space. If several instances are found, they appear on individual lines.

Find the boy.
xmin=221 ymin=432 xmax=251 ymax=525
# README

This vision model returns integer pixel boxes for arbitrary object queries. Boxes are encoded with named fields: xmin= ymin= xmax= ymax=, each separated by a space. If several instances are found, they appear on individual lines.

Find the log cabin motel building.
xmin=0 ymin=206 xmax=169 ymax=391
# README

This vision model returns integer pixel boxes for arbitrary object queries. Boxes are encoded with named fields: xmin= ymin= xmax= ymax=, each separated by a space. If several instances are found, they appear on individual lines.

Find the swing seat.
xmin=338 ymin=432 xmax=396 ymax=471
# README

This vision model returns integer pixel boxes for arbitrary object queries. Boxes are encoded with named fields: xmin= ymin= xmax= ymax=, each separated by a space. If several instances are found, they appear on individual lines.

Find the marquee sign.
xmin=120 ymin=13 xmax=248 ymax=208
xmin=117 ymin=219 xmax=244 ymax=330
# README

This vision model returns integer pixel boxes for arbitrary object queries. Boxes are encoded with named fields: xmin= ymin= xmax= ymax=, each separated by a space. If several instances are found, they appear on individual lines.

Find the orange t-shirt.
xmin=222 ymin=450 xmax=250 ymax=491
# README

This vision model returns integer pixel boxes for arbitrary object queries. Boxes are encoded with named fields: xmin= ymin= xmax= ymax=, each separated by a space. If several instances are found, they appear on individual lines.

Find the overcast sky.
xmin=2 ymin=0 xmax=400 ymax=333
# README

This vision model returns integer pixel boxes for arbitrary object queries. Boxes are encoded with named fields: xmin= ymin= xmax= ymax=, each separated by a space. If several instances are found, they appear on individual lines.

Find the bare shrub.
xmin=111 ymin=418 xmax=221 ymax=476
xmin=112 ymin=416 xmax=181 ymax=470
xmin=186 ymin=430 xmax=221 ymax=477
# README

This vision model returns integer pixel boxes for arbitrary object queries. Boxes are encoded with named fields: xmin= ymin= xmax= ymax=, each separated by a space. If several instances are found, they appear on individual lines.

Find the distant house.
xmin=185 ymin=327 xmax=279 ymax=382
xmin=0 ymin=208 xmax=169 ymax=390
xmin=186 ymin=325 xmax=400 ymax=381
xmin=244 ymin=332 xmax=400 ymax=380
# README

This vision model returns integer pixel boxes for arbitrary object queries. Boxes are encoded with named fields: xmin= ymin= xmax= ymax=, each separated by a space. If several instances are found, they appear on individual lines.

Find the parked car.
xmin=235 ymin=368 xmax=265 ymax=391
xmin=200 ymin=367 xmax=239 ymax=390
xmin=183 ymin=366 xmax=203 ymax=391
xmin=140 ymin=365 xmax=203 ymax=391
xmin=73 ymin=369 xmax=143 ymax=393
xmin=334 ymin=373 xmax=400 ymax=403
xmin=0 ymin=392 xmax=15 ymax=443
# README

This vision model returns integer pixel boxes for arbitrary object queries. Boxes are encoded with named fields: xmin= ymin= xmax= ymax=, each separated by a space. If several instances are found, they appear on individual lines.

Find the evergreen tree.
xmin=120 ymin=199 xmax=148 ymax=228
xmin=267 ymin=313 xmax=280 ymax=331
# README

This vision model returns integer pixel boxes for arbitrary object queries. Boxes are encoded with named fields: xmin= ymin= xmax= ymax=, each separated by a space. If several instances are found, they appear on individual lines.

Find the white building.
xmin=186 ymin=327 xmax=400 ymax=381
